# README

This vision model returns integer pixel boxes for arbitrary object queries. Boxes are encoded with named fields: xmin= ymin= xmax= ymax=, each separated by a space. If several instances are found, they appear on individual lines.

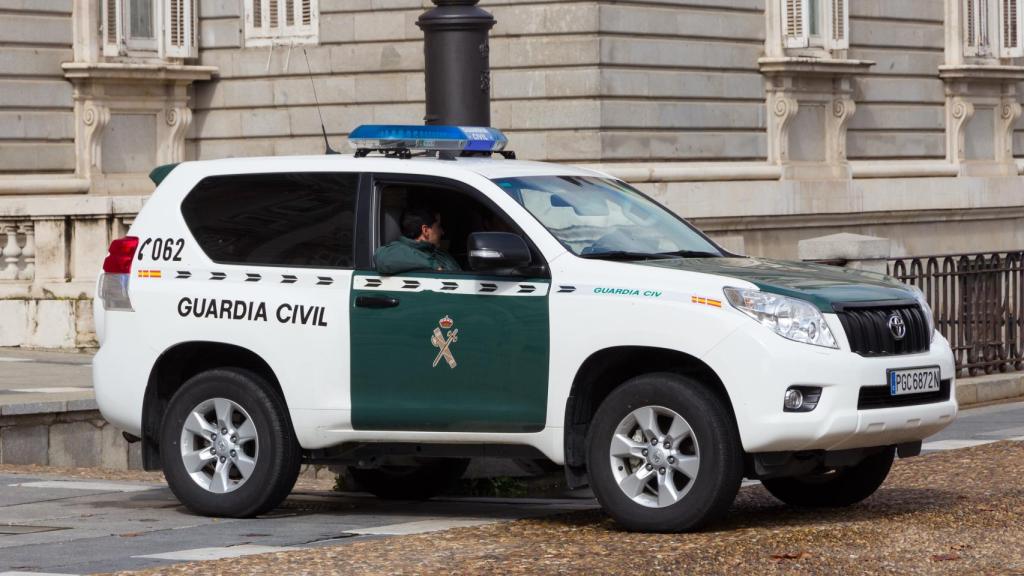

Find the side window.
xmin=375 ymin=181 xmax=541 ymax=275
xmin=181 ymin=172 xmax=358 ymax=269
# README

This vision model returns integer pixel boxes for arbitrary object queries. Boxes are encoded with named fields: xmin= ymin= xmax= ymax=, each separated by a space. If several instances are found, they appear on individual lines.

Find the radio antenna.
xmin=303 ymin=48 xmax=338 ymax=155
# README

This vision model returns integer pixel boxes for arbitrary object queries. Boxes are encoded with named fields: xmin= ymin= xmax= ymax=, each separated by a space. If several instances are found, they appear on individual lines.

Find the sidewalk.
xmin=0 ymin=347 xmax=138 ymax=469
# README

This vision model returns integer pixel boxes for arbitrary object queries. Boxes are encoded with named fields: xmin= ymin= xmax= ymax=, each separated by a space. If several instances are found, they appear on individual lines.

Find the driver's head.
xmin=402 ymin=207 xmax=444 ymax=247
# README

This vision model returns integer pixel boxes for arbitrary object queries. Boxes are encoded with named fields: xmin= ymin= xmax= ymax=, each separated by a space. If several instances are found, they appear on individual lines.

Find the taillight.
xmin=103 ymin=236 xmax=139 ymax=273
xmin=99 ymin=236 xmax=138 ymax=311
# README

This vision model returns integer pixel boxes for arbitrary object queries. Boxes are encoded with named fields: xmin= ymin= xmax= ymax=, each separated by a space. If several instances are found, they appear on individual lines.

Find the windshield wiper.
xmin=579 ymin=251 xmax=675 ymax=261
xmin=657 ymin=250 xmax=722 ymax=258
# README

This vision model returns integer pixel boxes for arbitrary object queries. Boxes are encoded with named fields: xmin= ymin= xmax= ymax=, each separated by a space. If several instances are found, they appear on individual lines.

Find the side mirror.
xmin=468 ymin=232 xmax=531 ymax=271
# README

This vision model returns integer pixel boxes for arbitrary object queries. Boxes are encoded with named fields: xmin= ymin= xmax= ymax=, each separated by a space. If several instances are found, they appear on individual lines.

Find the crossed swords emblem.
xmin=431 ymin=315 xmax=458 ymax=369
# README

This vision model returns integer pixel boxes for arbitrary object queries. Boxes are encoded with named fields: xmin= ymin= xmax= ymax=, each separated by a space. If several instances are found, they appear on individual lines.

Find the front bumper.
xmin=703 ymin=314 xmax=958 ymax=454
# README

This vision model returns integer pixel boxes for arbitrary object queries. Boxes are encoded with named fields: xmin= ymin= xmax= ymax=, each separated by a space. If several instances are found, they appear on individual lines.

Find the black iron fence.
xmin=888 ymin=252 xmax=1024 ymax=377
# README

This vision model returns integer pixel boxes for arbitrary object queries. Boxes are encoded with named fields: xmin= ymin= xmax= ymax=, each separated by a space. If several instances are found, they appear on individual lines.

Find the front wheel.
xmin=761 ymin=446 xmax=895 ymax=508
xmin=160 ymin=368 xmax=301 ymax=517
xmin=586 ymin=373 xmax=743 ymax=532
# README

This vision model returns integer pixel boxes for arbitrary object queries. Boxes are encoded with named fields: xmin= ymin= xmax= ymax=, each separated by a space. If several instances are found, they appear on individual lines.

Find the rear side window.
xmin=181 ymin=172 xmax=358 ymax=268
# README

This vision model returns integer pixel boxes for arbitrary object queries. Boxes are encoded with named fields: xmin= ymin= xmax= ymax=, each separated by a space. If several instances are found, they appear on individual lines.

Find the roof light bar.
xmin=348 ymin=125 xmax=508 ymax=154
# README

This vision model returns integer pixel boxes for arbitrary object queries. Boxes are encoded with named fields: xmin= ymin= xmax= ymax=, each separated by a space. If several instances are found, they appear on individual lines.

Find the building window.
xmin=103 ymin=0 xmax=197 ymax=59
xmin=965 ymin=0 xmax=1024 ymax=58
xmin=245 ymin=0 xmax=319 ymax=47
xmin=781 ymin=0 xmax=848 ymax=53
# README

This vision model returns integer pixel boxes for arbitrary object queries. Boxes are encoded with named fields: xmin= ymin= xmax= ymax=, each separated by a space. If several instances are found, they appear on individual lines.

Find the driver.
xmin=375 ymin=207 xmax=461 ymax=275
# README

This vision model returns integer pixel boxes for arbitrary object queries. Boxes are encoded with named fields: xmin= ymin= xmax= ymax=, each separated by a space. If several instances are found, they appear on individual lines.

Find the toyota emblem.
xmin=888 ymin=313 xmax=906 ymax=340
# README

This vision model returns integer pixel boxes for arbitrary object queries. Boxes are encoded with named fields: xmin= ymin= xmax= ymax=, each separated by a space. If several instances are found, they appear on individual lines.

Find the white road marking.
xmin=0 ymin=357 xmax=33 ymax=363
xmin=0 ymin=572 xmax=80 ymax=576
xmin=347 ymin=518 xmax=498 ymax=536
xmin=922 ymin=439 xmax=998 ymax=451
xmin=9 ymin=387 xmax=92 ymax=394
xmin=979 ymin=426 xmax=1024 ymax=438
xmin=134 ymin=545 xmax=295 ymax=561
xmin=8 ymin=481 xmax=158 ymax=492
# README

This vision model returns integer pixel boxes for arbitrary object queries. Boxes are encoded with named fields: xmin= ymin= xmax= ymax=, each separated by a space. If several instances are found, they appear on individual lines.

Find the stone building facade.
xmin=1 ymin=0 xmax=1023 ymax=347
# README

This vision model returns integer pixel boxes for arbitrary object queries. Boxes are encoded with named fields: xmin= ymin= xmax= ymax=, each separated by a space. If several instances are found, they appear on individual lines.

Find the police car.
xmin=93 ymin=125 xmax=957 ymax=532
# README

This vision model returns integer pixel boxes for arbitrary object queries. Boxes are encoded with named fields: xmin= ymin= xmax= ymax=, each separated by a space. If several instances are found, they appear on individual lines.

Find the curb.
xmin=956 ymin=373 xmax=1024 ymax=406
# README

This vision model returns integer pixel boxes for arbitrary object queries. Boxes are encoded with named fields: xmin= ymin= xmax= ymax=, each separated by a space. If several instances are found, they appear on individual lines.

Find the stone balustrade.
xmin=0 ymin=220 xmax=35 ymax=282
xmin=0 ymin=195 xmax=145 ymax=348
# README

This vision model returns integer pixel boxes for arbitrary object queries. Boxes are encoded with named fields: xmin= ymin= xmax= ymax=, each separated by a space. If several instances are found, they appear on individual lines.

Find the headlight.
xmin=723 ymin=287 xmax=838 ymax=349
xmin=907 ymin=284 xmax=936 ymax=342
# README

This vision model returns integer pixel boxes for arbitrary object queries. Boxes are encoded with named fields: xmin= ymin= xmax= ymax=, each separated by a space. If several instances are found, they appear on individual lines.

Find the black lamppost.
xmin=417 ymin=0 xmax=496 ymax=127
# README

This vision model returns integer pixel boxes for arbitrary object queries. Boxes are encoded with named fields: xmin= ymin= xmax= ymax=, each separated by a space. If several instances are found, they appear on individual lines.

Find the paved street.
xmin=1 ymin=347 xmax=1022 ymax=574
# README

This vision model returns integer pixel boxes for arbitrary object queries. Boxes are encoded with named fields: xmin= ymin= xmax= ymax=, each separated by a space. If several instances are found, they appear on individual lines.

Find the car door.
xmin=349 ymin=174 xmax=550 ymax=433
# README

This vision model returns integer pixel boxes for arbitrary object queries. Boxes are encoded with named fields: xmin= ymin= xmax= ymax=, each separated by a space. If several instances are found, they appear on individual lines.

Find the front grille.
xmin=857 ymin=379 xmax=952 ymax=410
xmin=834 ymin=301 xmax=931 ymax=357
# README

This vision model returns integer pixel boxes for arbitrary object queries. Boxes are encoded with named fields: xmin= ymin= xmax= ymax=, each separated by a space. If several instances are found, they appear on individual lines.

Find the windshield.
xmin=493 ymin=176 xmax=723 ymax=259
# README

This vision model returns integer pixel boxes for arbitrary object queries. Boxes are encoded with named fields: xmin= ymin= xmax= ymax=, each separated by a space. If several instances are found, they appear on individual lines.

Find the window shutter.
xmin=830 ymin=0 xmax=849 ymax=49
xmin=965 ymin=0 xmax=991 ymax=56
xmin=286 ymin=0 xmax=295 ymax=26
xmin=102 ymin=0 xmax=123 ymax=56
xmin=301 ymin=0 xmax=312 ymax=26
xmin=781 ymin=0 xmax=810 ymax=48
xmin=164 ymin=0 xmax=197 ymax=58
xmin=1001 ymin=0 xmax=1024 ymax=57
xmin=269 ymin=0 xmax=279 ymax=29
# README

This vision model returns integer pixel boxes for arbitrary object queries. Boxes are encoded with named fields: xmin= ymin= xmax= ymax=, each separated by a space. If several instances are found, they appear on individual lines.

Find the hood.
xmin=638 ymin=257 xmax=915 ymax=312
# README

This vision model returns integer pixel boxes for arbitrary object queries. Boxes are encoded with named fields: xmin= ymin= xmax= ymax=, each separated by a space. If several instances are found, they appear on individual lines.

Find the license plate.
xmin=888 ymin=366 xmax=941 ymax=396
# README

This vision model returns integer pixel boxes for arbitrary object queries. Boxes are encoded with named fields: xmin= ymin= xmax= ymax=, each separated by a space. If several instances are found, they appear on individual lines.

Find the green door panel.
xmin=350 ymin=271 xmax=550 ymax=432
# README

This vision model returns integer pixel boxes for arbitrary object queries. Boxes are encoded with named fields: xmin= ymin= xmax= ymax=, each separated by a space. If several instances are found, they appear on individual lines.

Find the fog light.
xmin=784 ymin=386 xmax=822 ymax=412
xmin=784 ymin=388 xmax=804 ymax=410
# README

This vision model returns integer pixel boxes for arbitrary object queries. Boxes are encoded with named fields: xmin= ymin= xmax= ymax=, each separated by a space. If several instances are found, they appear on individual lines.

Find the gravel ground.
xmin=91 ymin=441 xmax=1024 ymax=576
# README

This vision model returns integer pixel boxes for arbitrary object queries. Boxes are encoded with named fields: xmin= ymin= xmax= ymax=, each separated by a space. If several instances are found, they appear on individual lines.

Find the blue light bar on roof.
xmin=348 ymin=125 xmax=508 ymax=153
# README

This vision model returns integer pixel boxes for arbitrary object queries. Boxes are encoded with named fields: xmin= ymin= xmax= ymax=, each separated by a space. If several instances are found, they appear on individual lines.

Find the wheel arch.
xmin=141 ymin=341 xmax=288 ymax=471
xmin=562 ymin=346 xmax=736 ymax=488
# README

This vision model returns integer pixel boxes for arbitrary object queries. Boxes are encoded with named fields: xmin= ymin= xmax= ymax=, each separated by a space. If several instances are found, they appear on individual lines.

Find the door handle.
xmin=355 ymin=295 xmax=400 ymax=309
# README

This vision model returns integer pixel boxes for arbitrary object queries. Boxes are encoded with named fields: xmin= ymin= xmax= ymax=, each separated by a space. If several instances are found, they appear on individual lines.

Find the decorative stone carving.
xmin=759 ymin=57 xmax=873 ymax=180
xmin=996 ymin=98 xmax=1022 ymax=163
xmin=17 ymin=222 xmax=35 ymax=281
xmin=939 ymin=66 xmax=1024 ymax=175
xmin=163 ymin=106 xmax=193 ymax=165
xmin=63 ymin=63 xmax=215 ymax=194
xmin=768 ymin=94 xmax=799 ymax=164
xmin=81 ymin=103 xmax=111 ymax=176
xmin=946 ymin=95 xmax=976 ymax=164
xmin=827 ymin=97 xmax=856 ymax=164
xmin=1 ymin=223 xmax=23 ymax=281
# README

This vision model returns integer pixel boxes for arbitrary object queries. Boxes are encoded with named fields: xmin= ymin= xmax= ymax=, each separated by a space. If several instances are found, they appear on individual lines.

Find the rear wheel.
xmin=160 ymin=368 xmax=301 ymax=517
xmin=349 ymin=458 xmax=470 ymax=500
xmin=761 ymin=446 xmax=895 ymax=507
xmin=586 ymin=373 xmax=743 ymax=532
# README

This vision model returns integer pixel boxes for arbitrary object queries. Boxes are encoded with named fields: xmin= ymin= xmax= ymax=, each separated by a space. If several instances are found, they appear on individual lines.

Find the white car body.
xmin=93 ymin=155 xmax=957 ymax=470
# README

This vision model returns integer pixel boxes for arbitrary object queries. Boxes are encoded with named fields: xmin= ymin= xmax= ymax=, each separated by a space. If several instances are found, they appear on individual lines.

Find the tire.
xmin=761 ymin=446 xmax=895 ymax=508
xmin=586 ymin=373 xmax=743 ymax=533
xmin=160 ymin=368 xmax=301 ymax=517
xmin=349 ymin=458 xmax=470 ymax=500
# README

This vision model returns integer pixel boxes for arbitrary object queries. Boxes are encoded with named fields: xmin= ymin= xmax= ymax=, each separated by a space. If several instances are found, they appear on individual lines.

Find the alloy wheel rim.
xmin=608 ymin=405 xmax=700 ymax=508
xmin=179 ymin=397 xmax=259 ymax=494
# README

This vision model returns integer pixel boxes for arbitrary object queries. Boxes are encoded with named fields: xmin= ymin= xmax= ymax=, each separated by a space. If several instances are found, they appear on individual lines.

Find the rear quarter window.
xmin=181 ymin=172 xmax=358 ymax=268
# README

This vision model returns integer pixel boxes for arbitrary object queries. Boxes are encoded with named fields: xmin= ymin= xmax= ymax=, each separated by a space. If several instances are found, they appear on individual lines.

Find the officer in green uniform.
xmin=375 ymin=207 xmax=462 ymax=274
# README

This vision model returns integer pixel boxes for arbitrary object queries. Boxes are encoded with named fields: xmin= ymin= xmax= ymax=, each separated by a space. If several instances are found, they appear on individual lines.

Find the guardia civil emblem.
xmin=431 ymin=315 xmax=458 ymax=369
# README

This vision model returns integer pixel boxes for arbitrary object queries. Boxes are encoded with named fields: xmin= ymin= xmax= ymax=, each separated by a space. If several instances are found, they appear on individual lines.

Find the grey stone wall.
xmin=189 ymin=0 xmax=768 ymax=163
xmin=847 ymin=0 xmax=946 ymax=160
xmin=0 ymin=0 xmax=75 ymax=173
